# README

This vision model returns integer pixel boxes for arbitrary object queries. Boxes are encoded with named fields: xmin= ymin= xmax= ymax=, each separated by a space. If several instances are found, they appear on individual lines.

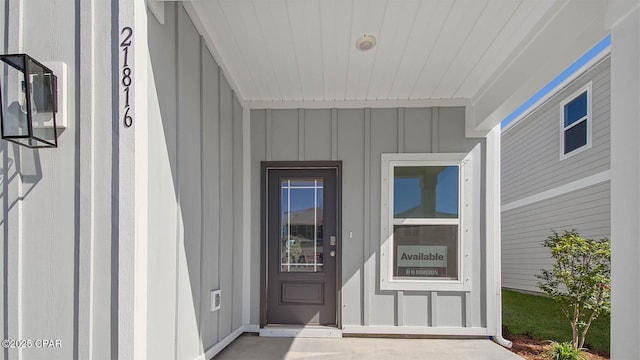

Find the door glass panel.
xmin=281 ymin=179 xmax=324 ymax=272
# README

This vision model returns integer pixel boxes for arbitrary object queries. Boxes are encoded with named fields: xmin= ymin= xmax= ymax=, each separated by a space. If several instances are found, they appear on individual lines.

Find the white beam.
xmin=246 ymin=98 xmax=467 ymax=110
xmin=241 ymin=107 xmax=251 ymax=326
xmin=78 ymin=0 xmax=96 ymax=358
xmin=117 ymin=0 xmax=149 ymax=359
xmin=609 ymin=4 xmax=640 ymax=359
xmin=484 ymin=125 xmax=505 ymax=342
xmin=468 ymin=0 xmax=607 ymax=134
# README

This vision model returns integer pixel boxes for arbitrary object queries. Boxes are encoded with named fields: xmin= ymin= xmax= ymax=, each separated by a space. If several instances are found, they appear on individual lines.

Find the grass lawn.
xmin=502 ymin=289 xmax=610 ymax=354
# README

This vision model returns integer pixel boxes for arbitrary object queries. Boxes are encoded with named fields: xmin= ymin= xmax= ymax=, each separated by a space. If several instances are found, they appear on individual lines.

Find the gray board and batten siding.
xmin=501 ymin=56 xmax=611 ymax=293
xmin=251 ymin=107 xmax=489 ymax=331
xmin=2 ymin=0 xmax=117 ymax=359
xmin=147 ymin=4 xmax=245 ymax=360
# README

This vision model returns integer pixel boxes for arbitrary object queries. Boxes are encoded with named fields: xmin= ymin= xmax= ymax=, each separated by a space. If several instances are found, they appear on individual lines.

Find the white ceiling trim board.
xmin=183 ymin=2 xmax=249 ymax=106
xmin=447 ymin=1 xmax=522 ymax=98
xmin=374 ymin=0 xmax=421 ymax=100
xmin=252 ymin=0 xmax=285 ymax=100
xmin=406 ymin=1 xmax=455 ymax=99
xmin=426 ymin=0 xmax=491 ymax=99
xmin=252 ymin=0 xmax=301 ymax=100
xmin=218 ymin=1 xmax=273 ymax=100
xmin=362 ymin=0 xmax=389 ymax=99
xmin=343 ymin=0 xmax=355 ymax=101
xmin=386 ymin=1 xmax=447 ymax=100
xmin=246 ymin=98 xmax=467 ymax=110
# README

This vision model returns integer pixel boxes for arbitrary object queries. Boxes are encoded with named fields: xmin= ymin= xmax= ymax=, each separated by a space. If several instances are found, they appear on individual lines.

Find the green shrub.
xmin=543 ymin=341 xmax=587 ymax=360
xmin=537 ymin=230 xmax=611 ymax=350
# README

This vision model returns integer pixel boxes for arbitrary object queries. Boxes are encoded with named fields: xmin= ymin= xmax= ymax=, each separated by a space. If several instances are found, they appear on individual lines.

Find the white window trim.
xmin=560 ymin=82 xmax=593 ymax=160
xmin=380 ymin=151 xmax=478 ymax=292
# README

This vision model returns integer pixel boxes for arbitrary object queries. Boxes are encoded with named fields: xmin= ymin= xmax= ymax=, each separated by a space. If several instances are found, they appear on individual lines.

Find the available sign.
xmin=396 ymin=245 xmax=447 ymax=277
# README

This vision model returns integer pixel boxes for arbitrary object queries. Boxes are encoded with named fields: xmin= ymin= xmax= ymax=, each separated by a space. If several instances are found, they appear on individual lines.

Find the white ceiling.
xmin=190 ymin=0 xmax=558 ymax=102
xmin=184 ymin=0 xmax=607 ymax=130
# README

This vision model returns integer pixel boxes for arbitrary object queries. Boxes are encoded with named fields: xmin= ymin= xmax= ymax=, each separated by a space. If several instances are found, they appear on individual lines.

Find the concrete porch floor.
xmin=214 ymin=334 xmax=523 ymax=360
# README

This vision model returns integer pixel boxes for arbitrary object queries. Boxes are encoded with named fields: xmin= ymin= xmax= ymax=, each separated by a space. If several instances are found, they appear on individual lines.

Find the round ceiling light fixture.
xmin=355 ymin=34 xmax=377 ymax=52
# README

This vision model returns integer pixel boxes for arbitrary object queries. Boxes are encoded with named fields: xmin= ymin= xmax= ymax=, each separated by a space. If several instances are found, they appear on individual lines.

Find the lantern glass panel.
xmin=0 ymin=56 xmax=30 ymax=138
xmin=27 ymin=58 xmax=56 ymax=145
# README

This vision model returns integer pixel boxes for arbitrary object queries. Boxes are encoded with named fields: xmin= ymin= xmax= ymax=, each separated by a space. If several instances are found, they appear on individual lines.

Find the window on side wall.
xmin=380 ymin=152 xmax=477 ymax=292
xmin=560 ymin=82 xmax=592 ymax=159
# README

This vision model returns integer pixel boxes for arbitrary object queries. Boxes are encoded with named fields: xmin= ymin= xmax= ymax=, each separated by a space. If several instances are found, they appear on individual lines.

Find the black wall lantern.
xmin=0 ymin=54 xmax=58 ymax=148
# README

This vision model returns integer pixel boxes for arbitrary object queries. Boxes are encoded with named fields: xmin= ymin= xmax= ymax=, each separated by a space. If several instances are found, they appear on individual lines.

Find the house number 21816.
xmin=120 ymin=27 xmax=133 ymax=128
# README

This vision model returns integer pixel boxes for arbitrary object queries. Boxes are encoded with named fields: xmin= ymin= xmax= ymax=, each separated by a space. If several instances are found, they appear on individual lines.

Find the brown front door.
xmin=264 ymin=166 xmax=339 ymax=326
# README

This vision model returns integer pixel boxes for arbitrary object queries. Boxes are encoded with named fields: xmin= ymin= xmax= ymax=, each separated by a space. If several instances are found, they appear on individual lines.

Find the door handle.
xmin=330 ymin=250 xmax=336 ymax=257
